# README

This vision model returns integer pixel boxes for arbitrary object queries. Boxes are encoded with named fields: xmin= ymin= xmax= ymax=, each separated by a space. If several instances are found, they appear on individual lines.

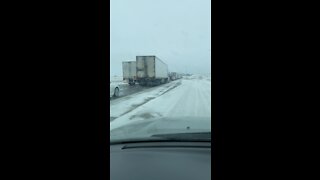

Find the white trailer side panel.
xmin=155 ymin=57 xmax=168 ymax=78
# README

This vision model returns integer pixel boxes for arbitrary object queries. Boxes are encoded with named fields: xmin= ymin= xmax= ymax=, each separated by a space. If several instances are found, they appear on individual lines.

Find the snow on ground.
xmin=110 ymin=80 xmax=182 ymax=120
xmin=110 ymin=74 xmax=211 ymax=130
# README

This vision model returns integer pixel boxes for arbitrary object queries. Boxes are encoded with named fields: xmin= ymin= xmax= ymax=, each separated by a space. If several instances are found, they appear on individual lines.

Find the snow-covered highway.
xmin=110 ymin=74 xmax=211 ymax=130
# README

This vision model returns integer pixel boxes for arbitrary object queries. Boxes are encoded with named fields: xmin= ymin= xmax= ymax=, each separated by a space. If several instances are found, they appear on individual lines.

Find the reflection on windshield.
xmin=111 ymin=116 xmax=211 ymax=142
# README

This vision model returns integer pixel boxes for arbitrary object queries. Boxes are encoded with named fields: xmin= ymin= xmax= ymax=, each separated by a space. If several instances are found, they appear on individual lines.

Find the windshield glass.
xmin=110 ymin=0 xmax=211 ymax=143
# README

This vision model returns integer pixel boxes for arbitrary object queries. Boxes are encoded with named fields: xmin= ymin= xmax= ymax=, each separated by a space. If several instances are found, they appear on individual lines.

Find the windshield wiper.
xmin=151 ymin=132 xmax=211 ymax=142
xmin=110 ymin=132 xmax=211 ymax=145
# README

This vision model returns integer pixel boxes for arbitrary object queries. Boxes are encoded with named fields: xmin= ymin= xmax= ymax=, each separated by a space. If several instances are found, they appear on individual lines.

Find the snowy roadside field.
xmin=110 ymin=74 xmax=211 ymax=130
xmin=110 ymin=80 xmax=182 ymax=120
xmin=110 ymin=76 xmax=124 ymax=83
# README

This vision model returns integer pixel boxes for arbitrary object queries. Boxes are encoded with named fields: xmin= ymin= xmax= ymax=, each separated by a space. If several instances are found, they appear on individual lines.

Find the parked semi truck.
xmin=169 ymin=72 xmax=183 ymax=81
xmin=122 ymin=61 xmax=136 ymax=85
xmin=136 ymin=56 xmax=169 ymax=86
xmin=169 ymin=72 xmax=177 ymax=81
xmin=176 ymin=73 xmax=182 ymax=79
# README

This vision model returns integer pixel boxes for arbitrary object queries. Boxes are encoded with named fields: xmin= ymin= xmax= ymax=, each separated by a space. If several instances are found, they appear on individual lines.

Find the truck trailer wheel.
xmin=113 ymin=87 xmax=119 ymax=97
xmin=139 ymin=81 xmax=146 ymax=86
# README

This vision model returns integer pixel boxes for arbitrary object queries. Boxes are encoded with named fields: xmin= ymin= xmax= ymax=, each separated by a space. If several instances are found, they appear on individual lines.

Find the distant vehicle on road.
xmin=169 ymin=72 xmax=183 ymax=81
xmin=136 ymin=56 xmax=169 ymax=86
xmin=110 ymin=82 xmax=120 ymax=98
xmin=122 ymin=61 xmax=137 ymax=86
xmin=169 ymin=72 xmax=177 ymax=81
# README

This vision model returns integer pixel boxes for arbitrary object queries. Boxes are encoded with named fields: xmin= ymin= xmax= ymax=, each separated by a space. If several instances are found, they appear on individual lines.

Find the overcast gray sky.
xmin=110 ymin=0 xmax=211 ymax=76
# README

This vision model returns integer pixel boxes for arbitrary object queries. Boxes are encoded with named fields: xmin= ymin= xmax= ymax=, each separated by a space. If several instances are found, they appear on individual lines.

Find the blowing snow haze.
xmin=110 ymin=0 xmax=211 ymax=76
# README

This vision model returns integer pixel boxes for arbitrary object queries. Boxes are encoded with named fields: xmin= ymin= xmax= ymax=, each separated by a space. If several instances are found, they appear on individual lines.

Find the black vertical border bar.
xmin=98 ymin=0 xmax=109 ymax=179
xmin=212 ymin=0 xmax=223 ymax=179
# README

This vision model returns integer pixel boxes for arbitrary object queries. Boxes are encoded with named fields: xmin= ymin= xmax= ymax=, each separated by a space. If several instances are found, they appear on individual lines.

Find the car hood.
xmin=110 ymin=116 xmax=211 ymax=140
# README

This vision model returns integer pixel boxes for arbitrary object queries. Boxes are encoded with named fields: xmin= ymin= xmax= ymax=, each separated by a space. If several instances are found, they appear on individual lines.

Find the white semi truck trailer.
xmin=136 ymin=56 xmax=169 ymax=86
xmin=122 ymin=61 xmax=137 ymax=85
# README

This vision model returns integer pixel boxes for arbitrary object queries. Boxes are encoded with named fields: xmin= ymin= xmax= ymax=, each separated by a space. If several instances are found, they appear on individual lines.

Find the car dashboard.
xmin=110 ymin=141 xmax=211 ymax=180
